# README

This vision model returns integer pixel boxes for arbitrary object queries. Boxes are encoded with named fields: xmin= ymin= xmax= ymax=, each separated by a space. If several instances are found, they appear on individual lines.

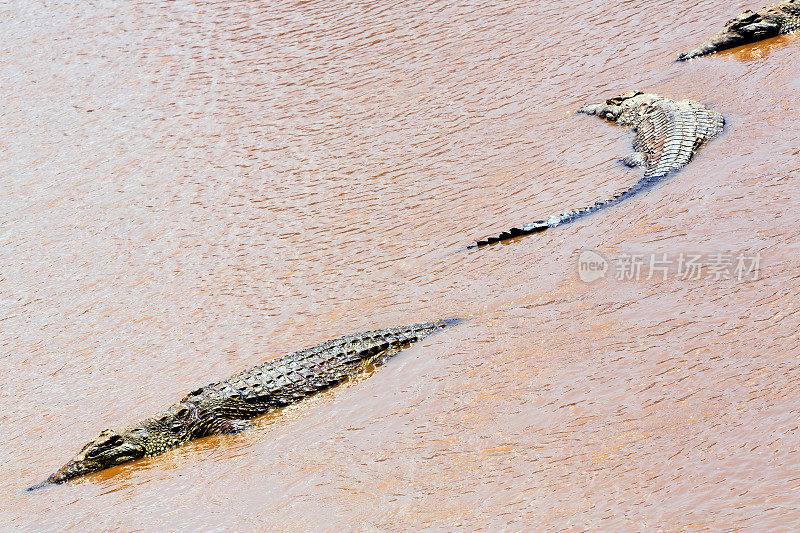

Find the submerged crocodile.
xmin=29 ymin=318 xmax=457 ymax=490
xmin=472 ymin=92 xmax=724 ymax=248
xmin=678 ymin=0 xmax=800 ymax=60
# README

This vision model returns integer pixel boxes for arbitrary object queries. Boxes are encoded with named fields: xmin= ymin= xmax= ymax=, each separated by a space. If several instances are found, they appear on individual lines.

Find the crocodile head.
xmin=604 ymin=91 xmax=645 ymax=106
xmin=578 ymin=91 xmax=658 ymax=123
xmin=28 ymin=404 xmax=196 ymax=490
xmin=678 ymin=10 xmax=782 ymax=60
xmin=28 ymin=429 xmax=146 ymax=490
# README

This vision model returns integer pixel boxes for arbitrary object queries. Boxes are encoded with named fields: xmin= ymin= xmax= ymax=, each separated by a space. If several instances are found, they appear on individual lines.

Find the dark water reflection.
xmin=2 ymin=0 xmax=799 ymax=529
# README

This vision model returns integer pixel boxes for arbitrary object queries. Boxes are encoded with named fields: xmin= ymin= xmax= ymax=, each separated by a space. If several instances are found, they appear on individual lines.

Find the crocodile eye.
xmin=87 ymin=448 xmax=103 ymax=458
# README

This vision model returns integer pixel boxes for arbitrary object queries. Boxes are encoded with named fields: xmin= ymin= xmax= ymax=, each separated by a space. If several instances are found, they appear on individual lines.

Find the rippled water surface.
xmin=2 ymin=0 xmax=800 ymax=530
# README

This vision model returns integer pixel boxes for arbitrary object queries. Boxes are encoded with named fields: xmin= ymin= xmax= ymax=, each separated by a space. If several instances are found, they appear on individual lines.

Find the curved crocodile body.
xmin=678 ymin=0 xmax=800 ymax=61
xmin=472 ymin=92 xmax=724 ymax=248
xmin=29 ymin=318 xmax=457 ymax=489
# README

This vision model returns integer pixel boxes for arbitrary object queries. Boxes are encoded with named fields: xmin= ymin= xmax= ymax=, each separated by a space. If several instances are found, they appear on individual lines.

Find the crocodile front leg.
xmin=621 ymin=153 xmax=648 ymax=168
xmin=218 ymin=419 xmax=252 ymax=434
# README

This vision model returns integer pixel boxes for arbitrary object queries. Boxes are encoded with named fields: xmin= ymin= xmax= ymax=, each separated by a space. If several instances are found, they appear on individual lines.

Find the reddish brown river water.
xmin=2 ymin=0 xmax=800 ymax=530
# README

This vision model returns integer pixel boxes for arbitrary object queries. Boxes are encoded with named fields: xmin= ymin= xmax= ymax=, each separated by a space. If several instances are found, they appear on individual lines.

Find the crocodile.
xmin=678 ymin=0 xmax=800 ymax=61
xmin=28 ymin=318 xmax=457 ymax=490
xmin=472 ymin=92 xmax=724 ymax=248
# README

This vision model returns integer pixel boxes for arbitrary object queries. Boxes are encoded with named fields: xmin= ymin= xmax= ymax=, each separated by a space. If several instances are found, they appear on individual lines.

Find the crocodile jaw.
xmin=28 ymin=429 xmax=146 ymax=490
xmin=678 ymin=30 xmax=761 ymax=60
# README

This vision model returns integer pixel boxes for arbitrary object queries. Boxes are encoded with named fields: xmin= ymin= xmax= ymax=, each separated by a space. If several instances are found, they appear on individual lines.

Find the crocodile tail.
xmin=417 ymin=316 xmax=461 ymax=329
xmin=344 ymin=318 xmax=456 ymax=373
xmin=204 ymin=318 xmax=462 ymax=419
xmin=297 ymin=318 xmax=458 ymax=374
xmin=377 ymin=317 xmax=460 ymax=352
xmin=470 ymin=175 xmax=658 ymax=249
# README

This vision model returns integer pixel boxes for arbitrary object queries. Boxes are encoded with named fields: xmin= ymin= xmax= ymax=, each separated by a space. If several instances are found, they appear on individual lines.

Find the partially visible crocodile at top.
xmin=678 ymin=0 xmax=800 ymax=61
xmin=471 ymin=92 xmax=724 ymax=248
xmin=28 ymin=318 xmax=457 ymax=490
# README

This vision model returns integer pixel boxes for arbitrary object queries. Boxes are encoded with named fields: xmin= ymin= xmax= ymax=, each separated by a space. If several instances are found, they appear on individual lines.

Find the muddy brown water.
xmin=2 ymin=0 xmax=800 ymax=530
